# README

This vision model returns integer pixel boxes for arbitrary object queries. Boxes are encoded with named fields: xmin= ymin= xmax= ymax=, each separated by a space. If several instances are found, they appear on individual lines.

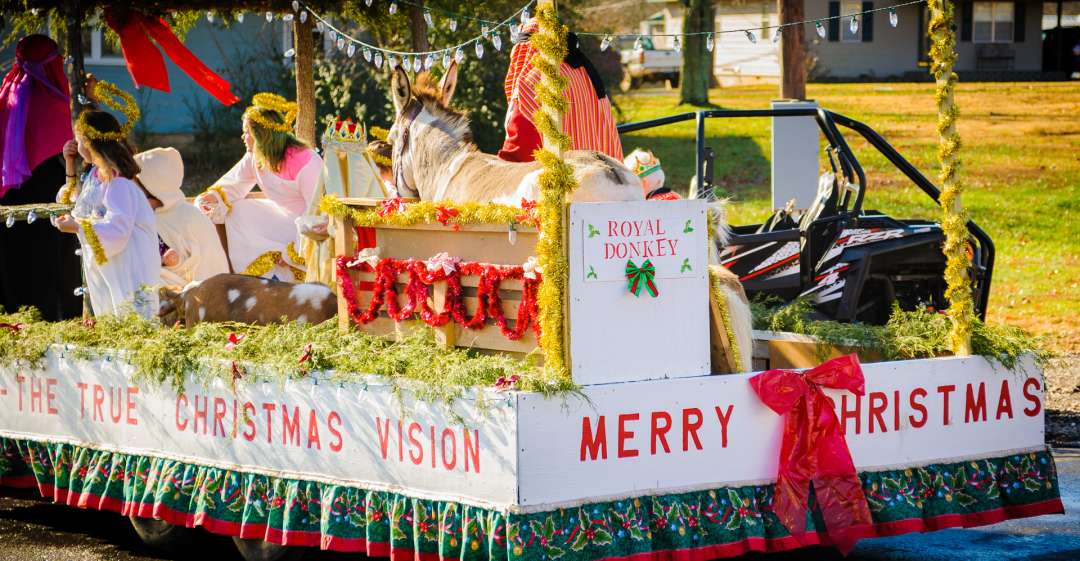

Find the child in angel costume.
xmin=195 ymin=93 xmax=323 ymax=281
xmin=135 ymin=147 xmax=229 ymax=289
xmin=53 ymin=83 xmax=159 ymax=319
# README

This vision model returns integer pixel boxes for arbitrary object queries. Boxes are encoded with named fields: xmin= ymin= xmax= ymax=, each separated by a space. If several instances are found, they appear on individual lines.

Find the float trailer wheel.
xmin=128 ymin=515 xmax=195 ymax=550
xmin=233 ymin=537 xmax=307 ymax=561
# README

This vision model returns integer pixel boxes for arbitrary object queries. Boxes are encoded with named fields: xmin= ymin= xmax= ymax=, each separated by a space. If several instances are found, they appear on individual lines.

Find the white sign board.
xmin=515 ymin=355 xmax=1047 ymax=511
xmin=568 ymin=201 xmax=710 ymax=385
xmin=0 ymin=353 xmax=518 ymax=509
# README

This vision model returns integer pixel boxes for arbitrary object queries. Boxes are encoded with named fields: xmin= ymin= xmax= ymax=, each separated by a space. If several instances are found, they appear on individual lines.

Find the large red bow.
xmin=104 ymin=9 xmax=239 ymax=106
xmin=749 ymin=354 xmax=872 ymax=554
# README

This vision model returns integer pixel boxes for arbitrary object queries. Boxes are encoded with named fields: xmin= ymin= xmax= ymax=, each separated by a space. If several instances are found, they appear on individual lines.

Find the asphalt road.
xmin=1 ymin=449 xmax=1077 ymax=561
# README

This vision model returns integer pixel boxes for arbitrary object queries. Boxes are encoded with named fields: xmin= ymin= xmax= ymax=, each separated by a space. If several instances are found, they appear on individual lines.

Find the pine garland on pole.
xmin=531 ymin=0 xmax=575 ymax=377
xmin=928 ymin=0 xmax=972 ymax=356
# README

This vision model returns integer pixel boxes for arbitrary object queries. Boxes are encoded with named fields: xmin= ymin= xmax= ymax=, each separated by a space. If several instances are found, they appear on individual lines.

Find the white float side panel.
xmin=568 ymin=201 xmax=710 ymax=385
xmin=516 ymin=355 xmax=1045 ymax=511
xmin=0 ymin=352 xmax=519 ymax=509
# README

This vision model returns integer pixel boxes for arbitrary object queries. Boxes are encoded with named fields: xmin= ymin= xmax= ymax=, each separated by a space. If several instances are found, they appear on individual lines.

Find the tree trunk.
xmin=408 ymin=2 xmax=430 ymax=52
xmin=64 ymin=0 xmax=85 ymax=120
xmin=679 ymin=0 xmax=714 ymax=106
xmin=293 ymin=15 xmax=316 ymax=145
xmin=778 ymin=0 xmax=807 ymax=100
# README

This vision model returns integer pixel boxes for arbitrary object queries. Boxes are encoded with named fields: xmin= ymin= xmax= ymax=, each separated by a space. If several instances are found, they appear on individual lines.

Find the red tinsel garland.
xmin=336 ymin=256 xmax=541 ymax=341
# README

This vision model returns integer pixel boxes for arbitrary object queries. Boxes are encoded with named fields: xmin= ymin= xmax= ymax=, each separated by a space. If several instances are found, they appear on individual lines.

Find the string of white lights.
xmin=236 ymin=0 xmax=920 ymax=71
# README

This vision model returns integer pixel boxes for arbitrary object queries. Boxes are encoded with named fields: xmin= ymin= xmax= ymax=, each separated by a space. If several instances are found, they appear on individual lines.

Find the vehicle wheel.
xmin=233 ymin=537 xmax=307 ymax=561
xmin=129 ymin=515 xmax=195 ymax=550
xmin=667 ymin=74 xmax=680 ymax=89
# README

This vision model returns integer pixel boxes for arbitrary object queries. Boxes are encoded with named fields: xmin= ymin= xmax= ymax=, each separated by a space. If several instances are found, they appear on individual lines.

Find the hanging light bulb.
xmin=706 ymin=33 xmax=714 ymax=52
xmin=773 ymin=27 xmax=782 ymax=43
xmin=388 ymin=2 xmax=398 ymax=15
xmin=336 ymin=37 xmax=346 ymax=50
xmin=633 ymin=35 xmax=643 ymax=53
xmin=849 ymin=15 xmax=859 ymax=34
xmin=206 ymin=11 xmax=215 ymax=23
xmin=442 ymin=50 xmax=451 ymax=67
xmin=365 ymin=0 xmax=373 ymax=6
xmin=475 ymin=40 xmax=485 ymax=59
xmin=5 ymin=215 xmax=14 ymax=228
xmin=521 ymin=8 xmax=530 ymax=24
xmin=316 ymin=20 xmax=324 ymax=32
xmin=414 ymin=56 xmax=423 ymax=72
xmin=425 ymin=53 xmax=435 ymax=69
xmin=672 ymin=36 xmax=681 ymax=53
xmin=745 ymin=29 xmax=757 ymax=43
xmin=300 ymin=10 xmax=308 ymax=23
xmin=292 ymin=0 xmax=300 ymax=12
xmin=388 ymin=54 xmax=398 ymax=69
xmin=424 ymin=10 xmax=433 ymax=28
xmin=26 ymin=210 xmax=37 ymax=224
xmin=363 ymin=47 xmax=373 ymax=62
xmin=328 ymin=30 xmax=337 ymax=43
xmin=455 ymin=47 xmax=465 ymax=63
xmin=374 ymin=51 xmax=384 ymax=68
xmin=815 ymin=21 xmax=826 ymax=39
xmin=492 ymin=31 xmax=503 ymax=51
xmin=284 ymin=48 xmax=296 ymax=58
xmin=347 ymin=43 xmax=356 ymax=57
xmin=265 ymin=11 xmax=274 ymax=22
xmin=889 ymin=7 xmax=899 ymax=27
xmin=449 ymin=18 xmax=457 ymax=32
xmin=510 ymin=23 xmax=521 ymax=43
xmin=236 ymin=12 xmax=245 ymax=23
xmin=601 ymin=35 xmax=613 ymax=51
xmin=283 ymin=13 xmax=294 ymax=22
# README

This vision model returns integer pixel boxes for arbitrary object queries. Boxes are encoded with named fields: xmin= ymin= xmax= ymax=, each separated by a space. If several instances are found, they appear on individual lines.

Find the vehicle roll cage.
xmin=616 ymin=108 xmax=994 ymax=318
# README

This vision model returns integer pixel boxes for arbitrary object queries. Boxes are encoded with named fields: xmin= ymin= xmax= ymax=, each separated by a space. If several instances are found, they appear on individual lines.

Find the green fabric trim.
xmin=0 ymin=438 xmax=1061 ymax=559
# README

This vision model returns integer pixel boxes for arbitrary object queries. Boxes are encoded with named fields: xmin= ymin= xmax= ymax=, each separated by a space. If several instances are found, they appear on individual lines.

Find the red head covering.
xmin=0 ymin=34 xmax=73 ymax=196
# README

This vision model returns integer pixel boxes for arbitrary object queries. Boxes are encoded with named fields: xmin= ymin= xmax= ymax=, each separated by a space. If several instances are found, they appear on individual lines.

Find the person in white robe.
xmin=135 ymin=147 xmax=229 ymax=289
xmin=54 ymin=110 xmax=159 ymax=319
xmin=194 ymin=93 xmax=322 ymax=282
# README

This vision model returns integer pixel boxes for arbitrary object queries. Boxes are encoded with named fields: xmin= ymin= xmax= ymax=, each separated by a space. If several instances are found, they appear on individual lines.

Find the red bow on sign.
xmin=104 ymin=9 xmax=239 ymax=106
xmin=748 ymin=354 xmax=872 ymax=554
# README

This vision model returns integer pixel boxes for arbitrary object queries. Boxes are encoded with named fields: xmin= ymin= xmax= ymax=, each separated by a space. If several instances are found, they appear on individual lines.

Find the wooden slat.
xmin=334 ymin=215 xmax=357 ymax=332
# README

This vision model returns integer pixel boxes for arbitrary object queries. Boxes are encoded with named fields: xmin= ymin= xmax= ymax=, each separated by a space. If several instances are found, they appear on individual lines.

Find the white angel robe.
xmin=137 ymin=151 xmax=229 ymax=289
xmin=67 ymin=169 xmax=161 ymax=319
xmin=203 ymin=147 xmax=322 ymax=280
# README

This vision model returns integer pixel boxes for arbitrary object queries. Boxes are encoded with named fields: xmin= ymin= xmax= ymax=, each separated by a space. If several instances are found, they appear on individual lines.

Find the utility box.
xmin=771 ymin=100 xmax=820 ymax=210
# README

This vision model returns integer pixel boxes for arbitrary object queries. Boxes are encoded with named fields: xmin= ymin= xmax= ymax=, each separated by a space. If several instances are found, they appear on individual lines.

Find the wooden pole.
xmin=293 ymin=15 xmax=316 ymax=146
xmin=778 ymin=0 xmax=807 ymax=100
xmin=64 ymin=0 xmax=92 ymax=319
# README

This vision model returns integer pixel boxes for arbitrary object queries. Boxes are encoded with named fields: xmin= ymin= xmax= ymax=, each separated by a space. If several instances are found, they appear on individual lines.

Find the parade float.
xmin=0 ymin=0 xmax=1064 ymax=560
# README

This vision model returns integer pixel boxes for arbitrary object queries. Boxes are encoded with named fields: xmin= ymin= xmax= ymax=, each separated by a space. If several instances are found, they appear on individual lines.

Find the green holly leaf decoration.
xmin=683 ymin=219 xmax=694 ymax=233
xmin=1024 ymin=478 xmax=1043 ymax=493
xmin=680 ymin=258 xmax=692 ymax=273
xmin=571 ymin=529 xmax=589 ymax=551
xmin=956 ymin=492 xmax=978 ymax=507
xmin=545 ymin=545 xmax=565 ymax=559
xmin=593 ymin=528 xmax=613 ymax=546
xmin=587 ymin=266 xmax=598 ymax=280
xmin=588 ymin=224 xmax=600 ymax=238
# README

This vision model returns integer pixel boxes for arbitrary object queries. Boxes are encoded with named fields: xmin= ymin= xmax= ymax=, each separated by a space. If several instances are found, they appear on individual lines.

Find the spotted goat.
xmin=159 ymin=274 xmax=337 ymax=327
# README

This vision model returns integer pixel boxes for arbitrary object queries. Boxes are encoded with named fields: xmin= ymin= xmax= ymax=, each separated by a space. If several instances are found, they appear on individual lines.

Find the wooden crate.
xmin=750 ymin=329 xmax=884 ymax=370
xmin=332 ymin=198 xmax=539 ymax=354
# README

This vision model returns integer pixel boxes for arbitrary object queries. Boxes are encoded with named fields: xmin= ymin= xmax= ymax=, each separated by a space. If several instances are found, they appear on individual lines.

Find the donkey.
xmin=386 ymin=62 xmax=643 ymax=204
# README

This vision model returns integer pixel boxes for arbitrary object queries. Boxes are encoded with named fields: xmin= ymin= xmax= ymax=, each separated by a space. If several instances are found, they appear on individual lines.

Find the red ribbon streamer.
xmin=104 ymin=9 xmax=239 ymax=106
xmin=748 ymin=354 xmax=873 ymax=554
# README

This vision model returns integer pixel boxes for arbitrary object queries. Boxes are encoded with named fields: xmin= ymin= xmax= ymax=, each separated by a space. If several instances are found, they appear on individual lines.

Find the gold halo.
xmin=243 ymin=92 xmax=298 ymax=134
xmin=76 ymin=81 xmax=139 ymax=142
xmin=369 ymin=126 xmax=390 ymax=141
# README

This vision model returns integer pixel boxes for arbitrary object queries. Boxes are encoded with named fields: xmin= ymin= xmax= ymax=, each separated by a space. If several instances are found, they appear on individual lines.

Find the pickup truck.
xmin=618 ymin=36 xmax=681 ymax=91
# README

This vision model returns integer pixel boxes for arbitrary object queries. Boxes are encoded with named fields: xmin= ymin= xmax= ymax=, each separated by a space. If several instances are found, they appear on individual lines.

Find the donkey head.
xmin=388 ymin=62 xmax=471 ymax=199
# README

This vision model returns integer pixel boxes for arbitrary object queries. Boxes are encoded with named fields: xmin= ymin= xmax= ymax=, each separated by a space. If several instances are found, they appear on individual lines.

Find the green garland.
xmin=751 ymin=298 xmax=1048 ymax=370
xmin=319 ymin=195 xmax=538 ymax=229
xmin=928 ymin=0 xmax=974 ymax=356
xmin=0 ymin=203 xmax=73 ymax=223
xmin=0 ymin=309 xmax=572 ymax=404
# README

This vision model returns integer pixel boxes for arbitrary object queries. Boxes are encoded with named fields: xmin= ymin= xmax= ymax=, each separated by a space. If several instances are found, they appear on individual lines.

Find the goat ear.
xmin=391 ymin=66 xmax=412 ymax=116
xmin=439 ymin=61 xmax=459 ymax=105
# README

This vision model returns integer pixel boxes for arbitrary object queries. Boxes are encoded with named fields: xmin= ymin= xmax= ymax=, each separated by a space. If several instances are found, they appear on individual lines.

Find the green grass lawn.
xmin=616 ymin=82 xmax=1080 ymax=352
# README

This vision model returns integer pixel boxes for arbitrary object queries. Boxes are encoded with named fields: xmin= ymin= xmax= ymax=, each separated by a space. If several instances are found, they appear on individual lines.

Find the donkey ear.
xmin=391 ymin=66 xmax=412 ymax=116
xmin=439 ymin=61 xmax=459 ymax=105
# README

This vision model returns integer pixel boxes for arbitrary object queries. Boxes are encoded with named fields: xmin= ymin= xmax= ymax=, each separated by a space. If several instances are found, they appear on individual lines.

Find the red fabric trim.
xmin=1 ymin=476 xmax=1063 ymax=559
xmin=498 ymin=102 xmax=544 ymax=163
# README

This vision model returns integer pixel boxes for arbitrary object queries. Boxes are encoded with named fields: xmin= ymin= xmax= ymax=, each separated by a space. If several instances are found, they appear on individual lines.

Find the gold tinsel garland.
xmin=928 ymin=0 xmax=973 ymax=355
xmin=366 ymin=146 xmax=393 ymax=168
xmin=78 ymin=219 xmax=108 ymax=265
xmin=58 ymin=176 xmax=77 ymax=205
xmin=242 ymin=250 xmax=305 ymax=282
xmin=708 ymin=266 xmax=743 ymax=372
xmin=319 ymin=195 xmax=538 ymax=229
xmin=244 ymin=93 xmax=298 ymax=134
xmin=286 ymin=242 xmax=306 ymax=267
xmin=369 ymin=126 xmax=390 ymax=141
xmin=206 ymin=185 xmax=233 ymax=212
xmin=531 ymin=1 xmax=575 ymax=377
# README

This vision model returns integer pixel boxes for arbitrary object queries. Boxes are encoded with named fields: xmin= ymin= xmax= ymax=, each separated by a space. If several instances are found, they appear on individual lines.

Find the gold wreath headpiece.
xmin=366 ymin=145 xmax=393 ymax=168
xmin=75 ymin=81 xmax=140 ymax=142
xmin=244 ymin=93 xmax=298 ymax=134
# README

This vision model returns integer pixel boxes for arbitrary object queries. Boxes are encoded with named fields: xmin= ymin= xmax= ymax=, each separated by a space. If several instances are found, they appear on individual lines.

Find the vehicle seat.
xmin=799 ymin=171 xmax=839 ymax=233
xmin=755 ymin=198 xmax=798 ymax=234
